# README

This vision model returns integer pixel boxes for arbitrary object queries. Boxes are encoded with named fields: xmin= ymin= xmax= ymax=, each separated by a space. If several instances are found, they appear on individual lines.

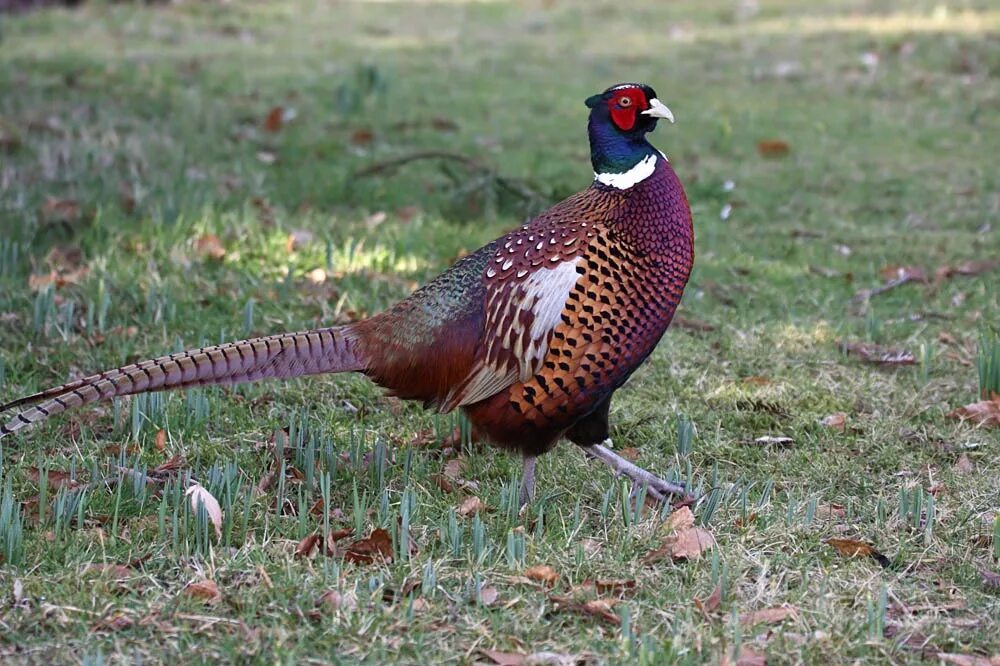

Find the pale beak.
xmin=641 ymin=98 xmax=674 ymax=123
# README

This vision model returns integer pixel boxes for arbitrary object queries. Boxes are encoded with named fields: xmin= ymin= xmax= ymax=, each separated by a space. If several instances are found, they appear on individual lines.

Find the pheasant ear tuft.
xmin=585 ymin=93 xmax=603 ymax=109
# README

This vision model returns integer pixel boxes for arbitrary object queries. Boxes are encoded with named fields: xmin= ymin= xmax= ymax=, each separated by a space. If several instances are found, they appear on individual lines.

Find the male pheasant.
xmin=0 ymin=83 xmax=694 ymax=506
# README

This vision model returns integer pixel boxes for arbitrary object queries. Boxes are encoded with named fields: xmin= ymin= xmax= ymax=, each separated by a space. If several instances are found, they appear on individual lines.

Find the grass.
xmin=0 ymin=0 xmax=998 ymax=663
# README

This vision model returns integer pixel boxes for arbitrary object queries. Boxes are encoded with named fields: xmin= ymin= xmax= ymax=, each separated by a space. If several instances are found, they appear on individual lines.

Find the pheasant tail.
xmin=0 ymin=326 xmax=364 ymax=439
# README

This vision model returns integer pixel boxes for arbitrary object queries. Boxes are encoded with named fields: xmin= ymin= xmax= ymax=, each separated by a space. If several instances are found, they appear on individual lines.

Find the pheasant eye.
xmin=618 ymin=96 xmax=633 ymax=108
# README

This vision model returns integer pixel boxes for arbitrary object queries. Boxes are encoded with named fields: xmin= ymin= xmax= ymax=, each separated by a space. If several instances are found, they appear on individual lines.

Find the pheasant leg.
xmin=584 ymin=441 xmax=690 ymax=503
xmin=519 ymin=454 xmax=537 ymax=507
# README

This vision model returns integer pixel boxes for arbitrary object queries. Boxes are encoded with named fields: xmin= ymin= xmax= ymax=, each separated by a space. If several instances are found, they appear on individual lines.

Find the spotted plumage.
xmin=1 ymin=83 xmax=694 ymax=507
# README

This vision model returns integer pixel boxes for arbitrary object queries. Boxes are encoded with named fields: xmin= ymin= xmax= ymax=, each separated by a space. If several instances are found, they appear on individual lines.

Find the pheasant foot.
xmin=584 ymin=441 xmax=690 ymax=504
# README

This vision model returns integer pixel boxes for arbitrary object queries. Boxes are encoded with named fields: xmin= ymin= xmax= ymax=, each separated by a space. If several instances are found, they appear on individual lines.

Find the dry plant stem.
xmin=584 ymin=443 xmax=689 ymax=503
xmin=519 ymin=454 xmax=537 ymax=507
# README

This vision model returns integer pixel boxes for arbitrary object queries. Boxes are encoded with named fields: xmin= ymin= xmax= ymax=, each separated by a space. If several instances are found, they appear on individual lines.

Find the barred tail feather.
xmin=0 ymin=326 xmax=365 ymax=439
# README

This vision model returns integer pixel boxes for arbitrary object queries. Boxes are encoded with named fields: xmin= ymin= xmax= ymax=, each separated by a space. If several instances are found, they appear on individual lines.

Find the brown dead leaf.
xmin=934 ymin=654 xmax=1000 ymax=666
xmin=935 ymin=259 xmax=1000 ymax=284
xmin=826 ymin=538 xmax=890 ymax=567
xmin=820 ymin=412 xmax=848 ymax=431
xmin=41 ymin=197 xmax=81 ymax=224
xmin=263 ymin=106 xmax=285 ymax=133
xmin=286 ymin=229 xmax=315 ymax=252
xmin=295 ymin=533 xmax=322 ymax=559
xmin=757 ymin=139 xmax=790 ymax=157
xmin=878 ymin=265 xmax=928 ymax=283
xmin=478 ymin=650 xmax=526 ymax=666
xmin=524 ymin=564 xmax=560 ymax=586
xmin=662 ymin=505 xmax=696 ymax=533
xmin=154 ymin=428 xmax=166 ymax=452
xmin=343 ymin=528 xmax=392 ymax=565
xmin=317 ymin=589 xmax=357 ymax=612
xmin=443 ymin=457 xmax=465 ymax=480
xmin=457 ymin=495 xmax=488 ymax=517
xmin=26 ymin=467 xmax=79 ymax=491
xmin=947 ymin=394 xmax=1000 ymax=427
xmin=735 ymin=647 xmax=768 ymax=666
xmin=93 ymin=613 xmax=134 ymax=632
xmin=954 ymin=454 xmax=975 ymax=474
xmin=351 ymin=129 xmax=375 ymax=145
xmin=840 ymin=340 xmax=916 ymax=366
xmin=548 ymin=595 xmax=621 ymax=626
xmin=478 ymin=585 xmax=500 ymax=607
xmin=182 ymin=579 xmax=221 ymax=604
xmin=645 ymin=527 xmax=716 ymax=563
xmin=619 ymin=447 xmax=640 ymax=461
xmin=980 ymin=569 xmax=1000 ymax=590
xmin=194 ymin=234 xmax=226 ymax=261
xmin=186 ymin=483 xmax=223 ymax=539
xmin=816 ymin=503 xmax=847 ymax=520
xmin=740 ymin=605 xmax=798 ymax=626
xmin=85 ymin=563 xmax=134 ymax=580
xmin=694 ymin=584 xmax=722 ymax=616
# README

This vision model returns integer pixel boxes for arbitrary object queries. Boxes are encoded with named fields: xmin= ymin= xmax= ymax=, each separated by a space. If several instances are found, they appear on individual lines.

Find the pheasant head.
xmin=585 ymin=83 xmax=674 ymax=189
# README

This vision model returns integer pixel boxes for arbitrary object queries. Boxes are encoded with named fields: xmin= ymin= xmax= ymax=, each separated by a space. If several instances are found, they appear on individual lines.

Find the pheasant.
xmin=0 ymin=83 xmax=694 ymax=506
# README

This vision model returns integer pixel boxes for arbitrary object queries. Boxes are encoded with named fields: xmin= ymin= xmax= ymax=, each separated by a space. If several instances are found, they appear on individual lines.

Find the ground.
xmin=0 ymin=1 xmax=998 ymax=664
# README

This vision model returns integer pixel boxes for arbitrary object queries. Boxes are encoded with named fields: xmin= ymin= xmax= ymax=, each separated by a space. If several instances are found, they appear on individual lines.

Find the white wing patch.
xmin=443 ymin=258 xmax=583 ymax=410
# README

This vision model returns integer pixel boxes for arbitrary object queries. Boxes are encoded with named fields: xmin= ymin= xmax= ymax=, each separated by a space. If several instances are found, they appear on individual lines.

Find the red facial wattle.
xmin=607 ymin=88 xmax=648 ymax=131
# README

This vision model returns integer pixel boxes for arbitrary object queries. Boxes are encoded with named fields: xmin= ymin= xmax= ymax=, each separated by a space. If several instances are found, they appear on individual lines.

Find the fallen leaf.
xmin=840 ymin=340 xmax=916 ymax=366
xmin=478 ymin=650 xmax=525 ymax=666
xmin=645 ymin=527 xmax=716 ymax=563
xmin=816 ymin=503 xmax=847 ymax=520
xmin=154 ymin=429 xmax=166 ymax=452
xmin=85 ymin=563 xmax=134 ymax=580
xmin=735 ymin=646 xmax=768 ymax=666
xmin=662 ymin=506 xmax=696 ymax=533
xmin=753 ymin=435 xmax=794 ymax=447
xmin=457 ymin=495 xmax=488 ymax=517
xmin=878 ymin=265 xmax=928 ymax=283
xmin=694 ymin=584 xmax=722 ymax=615
xmin=186 ymin=483 xmax=223 ymax=539
xmin=182 ymin=579 xmax=221 ymax=604
xmin=317 ymin=589 xmax=357 ymax=612
xmin=820 ymin=412 xmax=848 ymax=431
xmin=594 ymin=579 xmax=636 ymax=596
xmin=619 ymin=447 xmax=640 ymax=461
xmin=757 ymin=139 xmax=790 ymax=157
xmin=548 ymin=595 xmax=620 ymax=626
xmin=980 ymin=569 xmax=1000 ymax=590
xmin=478 ymin=650 xmax=585 ymax=666
xmin=351 ymin=129 xmax=375 ymax=145
xmin=41 ymin=197 xmax=81 ymax=224
xmin=478 ymin=585 xmax=500 ymax=606
xmin=295 ymin=533 xmax=322 ymax=559
xmin=263 ymin=106 xmax=297 ymax=133
xmin=194 ymin=234 xmax=226 ymax=261
xmin=740 ymin=605 xmax=798 ymax=626
xmin=286 ymin=229 xmax=314 ymax=252
xmin=826 ymin=538 xmax=890 ymax=567
xmin=25 ymin=467 xmax=79 ymax=491
xmin=524 ymin=564 xmax=559 ymax=586
xmin=934 ymin=654 xmax=1000 ymax=666
xmin=953 ymin=454 xmax=975 ymax=474
xmin=947 ymin=395 xmax=1000 ymax=427
xmin=343 ymin=528 xmax=392 ymax=565
xmin=935 ymin=259 xmax=1000 ymax=283
xmin=93 ymin=613 xmax=134 ymax=631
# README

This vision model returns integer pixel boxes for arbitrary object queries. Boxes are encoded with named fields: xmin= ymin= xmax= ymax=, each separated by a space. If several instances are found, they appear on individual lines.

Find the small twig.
xmin=353 ymin=150 xmax=486 ymax=178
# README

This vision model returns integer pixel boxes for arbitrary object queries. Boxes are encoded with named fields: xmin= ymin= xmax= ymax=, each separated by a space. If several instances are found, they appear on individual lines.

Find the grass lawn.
xmin=0 ymin=0 xmax=998 ymax=663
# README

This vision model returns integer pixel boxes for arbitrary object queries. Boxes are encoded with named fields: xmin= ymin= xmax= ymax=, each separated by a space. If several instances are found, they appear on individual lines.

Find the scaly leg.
xmin=519 ymin=454 xmax=537 ymax=507
xmin=584 ymin=439 xmax=691 ymax=503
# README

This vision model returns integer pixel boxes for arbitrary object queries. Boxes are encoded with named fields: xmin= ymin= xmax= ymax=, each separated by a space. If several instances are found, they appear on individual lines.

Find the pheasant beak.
xmin=642 ymin=98 xmax=675 ymax=123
